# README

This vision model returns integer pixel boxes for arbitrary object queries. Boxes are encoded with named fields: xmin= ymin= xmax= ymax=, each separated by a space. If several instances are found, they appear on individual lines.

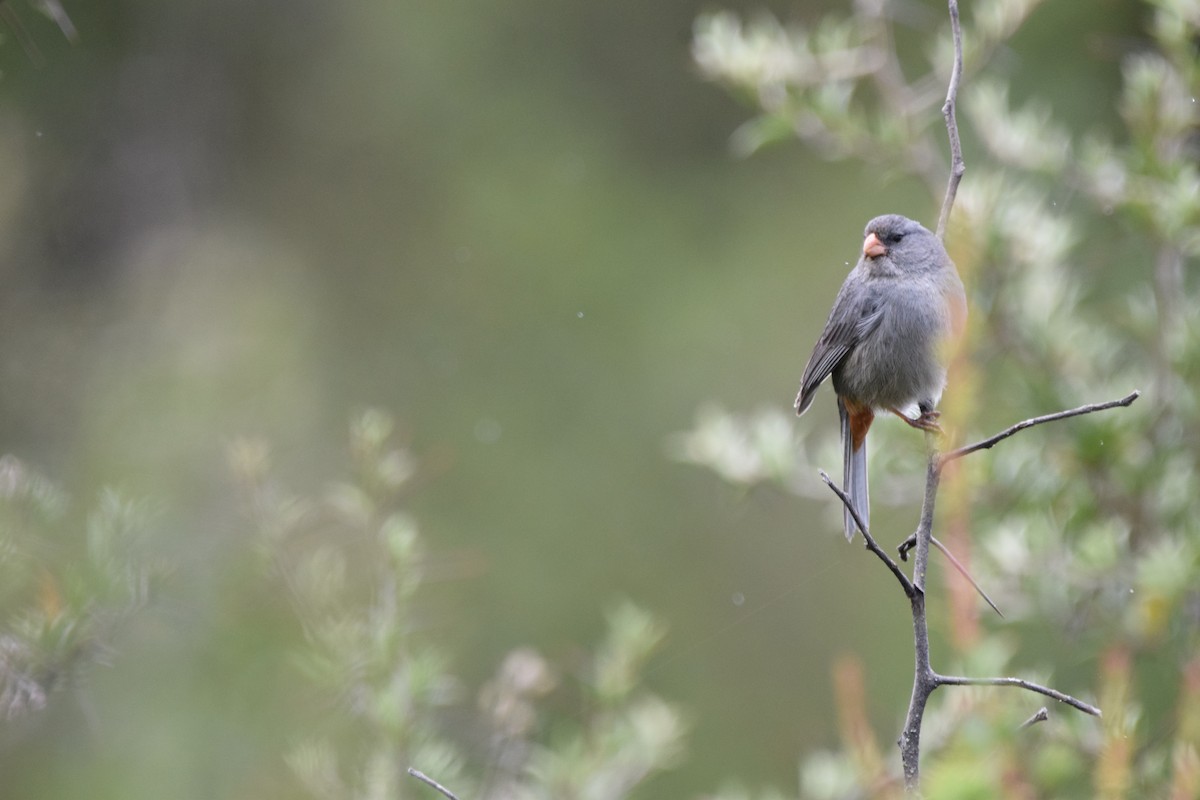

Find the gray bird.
xmin=795 ymin=214 xmax=966 ymax=540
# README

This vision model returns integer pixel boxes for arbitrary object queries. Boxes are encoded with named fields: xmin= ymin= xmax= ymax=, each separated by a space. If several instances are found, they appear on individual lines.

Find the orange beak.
xmin=863 ymin=232 xmax=886 ymax=259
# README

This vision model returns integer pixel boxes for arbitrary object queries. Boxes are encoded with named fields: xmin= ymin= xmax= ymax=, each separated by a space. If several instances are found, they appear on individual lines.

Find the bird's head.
xmin=861 ymin=214 xmax=941 ymax=273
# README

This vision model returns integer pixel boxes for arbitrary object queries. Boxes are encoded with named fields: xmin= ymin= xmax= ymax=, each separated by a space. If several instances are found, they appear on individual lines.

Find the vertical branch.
xmin=903 ymin=4 xmax=962 ymax=784
xmin=899 ymin=589 xmax=934 ymax=790
xmin=899 ymin=449 xmax=942 ymax=790
xmin=935 ymin=0 xmax=965 ymax=241
xmin=910 ymin=451 xmax=941 ymax=594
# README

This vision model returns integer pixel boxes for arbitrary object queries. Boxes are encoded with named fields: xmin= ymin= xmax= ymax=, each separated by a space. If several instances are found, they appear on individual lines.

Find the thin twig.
xmin=935 ymin=0 xmax=964 ymax=240
xmin=1020 ymin=707 xmax=1050 ymax=729
xmin=935 ymin=674 xmax=1102 ymax=717
xmin=819 ymin=470 xmax=916 ymax=598
xmin=930 ymin=536 xmax=1002 ymax=617
xmin=939 ymin=391 xmax=1140 ymax=467
xmin=897 ymin=533 xmax=1001 ymax=616
xmin=407 ymin=767 xmax=462 ymax=800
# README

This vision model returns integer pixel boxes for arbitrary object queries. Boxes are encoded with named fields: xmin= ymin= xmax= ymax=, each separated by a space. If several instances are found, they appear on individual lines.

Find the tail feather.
xmin=839 ymin=400 xmax=870 ymax=541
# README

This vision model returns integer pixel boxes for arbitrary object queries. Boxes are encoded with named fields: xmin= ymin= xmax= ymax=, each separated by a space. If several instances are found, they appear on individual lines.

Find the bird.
xmin=795 ymin=214 xmax=966 ymax=540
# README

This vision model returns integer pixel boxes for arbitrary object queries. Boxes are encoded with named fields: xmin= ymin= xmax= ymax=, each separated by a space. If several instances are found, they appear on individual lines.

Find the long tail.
xmin=838 ymin=399 xmax=870 ymax=541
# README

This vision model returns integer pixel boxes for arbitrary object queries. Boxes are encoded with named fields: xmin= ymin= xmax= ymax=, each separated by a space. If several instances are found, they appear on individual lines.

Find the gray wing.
xmin=794 ymin=279 xmax=883 ymax=415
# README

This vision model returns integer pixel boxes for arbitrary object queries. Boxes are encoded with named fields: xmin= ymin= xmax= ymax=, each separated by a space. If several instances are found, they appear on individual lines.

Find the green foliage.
xmin=237 ymin=412 xmax=685 ymax=800
xmin=0 ymin=457 xmax=159 ymax=721
xmin=684 ymin=0 xmax=1200 ymax=795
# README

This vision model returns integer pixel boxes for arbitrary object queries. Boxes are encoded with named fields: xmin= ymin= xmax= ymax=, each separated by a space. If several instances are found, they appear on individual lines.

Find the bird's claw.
xmin=888 ymin=407 xmax=944 ymax=435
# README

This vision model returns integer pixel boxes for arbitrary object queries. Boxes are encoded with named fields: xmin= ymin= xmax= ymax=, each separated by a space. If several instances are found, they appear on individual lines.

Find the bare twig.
xmin=935 ymin=0 xmax=965 ymax=240
xmin=940 ymin=391 xmax=1140 ymax=466
xmin=936 ymin=675 xmax=1101 ymax=717
xmin=898 ymin=532 xmax=1001 ymax=616
xmin=1020 ymin=707 xmax=1050 ymax=729
xmin=407 ymin=767 xmax=462 ymax=800
xmin=930 ymin=536 xmax=1002 ymax=617
xmin=820 ymin=470 xmax=916 ymax=598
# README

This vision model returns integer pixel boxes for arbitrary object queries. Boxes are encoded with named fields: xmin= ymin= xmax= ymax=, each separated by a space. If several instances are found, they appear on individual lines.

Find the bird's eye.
xmin=892 ymin=232 xmax=905 ymax=242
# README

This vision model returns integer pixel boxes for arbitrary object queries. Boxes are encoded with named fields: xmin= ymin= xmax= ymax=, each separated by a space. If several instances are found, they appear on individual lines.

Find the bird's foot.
xmin=888 ymin=406 xmax=943 ymax=435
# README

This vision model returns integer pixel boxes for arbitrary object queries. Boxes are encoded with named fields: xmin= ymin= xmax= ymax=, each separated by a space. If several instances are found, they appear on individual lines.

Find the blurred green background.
xmin=0 ymin=0 xmax=1163 ymax=797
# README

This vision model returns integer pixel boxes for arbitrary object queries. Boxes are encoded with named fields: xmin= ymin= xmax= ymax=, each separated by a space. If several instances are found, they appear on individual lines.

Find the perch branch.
xmin=891 ymin=389 xmax=1136 ymax=788
xmin=935 ymin=0 xmax=965 ymax=240
xmin=407 ymin=767 xmax=462 ymax=800
xmin=935 ymin=675 xmax=1102 ymax=717
xmin=939 ymin=391 xmax=1140 ymax=467
xmin=820 ymin=470 xmax=915 ymax=598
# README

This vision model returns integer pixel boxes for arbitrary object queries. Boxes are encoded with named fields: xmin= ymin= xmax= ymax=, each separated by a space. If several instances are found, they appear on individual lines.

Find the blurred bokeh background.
xmin=0 ymin=0 xmax=1191 ymax=798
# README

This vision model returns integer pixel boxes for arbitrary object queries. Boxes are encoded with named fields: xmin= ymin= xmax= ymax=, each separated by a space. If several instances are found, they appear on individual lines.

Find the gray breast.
xmin=831 ymin=275 xmax=951 ymax=410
